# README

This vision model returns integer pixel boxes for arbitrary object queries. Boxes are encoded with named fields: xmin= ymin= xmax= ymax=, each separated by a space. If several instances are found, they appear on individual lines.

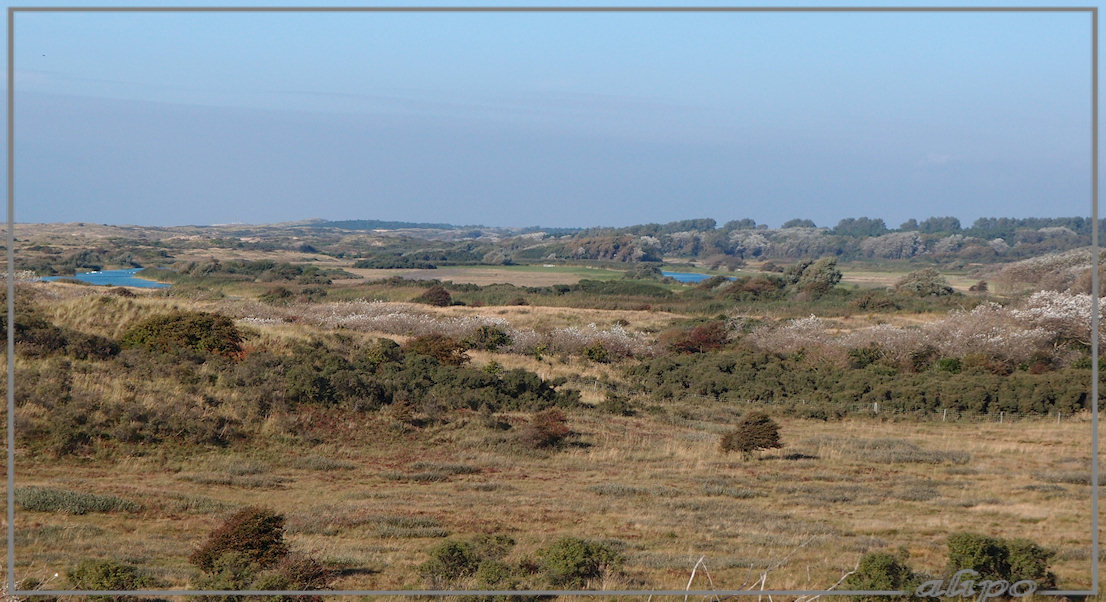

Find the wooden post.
xmin=942 ymin=409 xmax=948 ymax=422
xmin=999 ymin=411 xmax=1004 ymax=424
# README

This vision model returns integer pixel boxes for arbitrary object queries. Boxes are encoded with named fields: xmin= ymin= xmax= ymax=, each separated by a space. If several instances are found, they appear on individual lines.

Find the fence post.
xmin=942 ymin=409 xmax=948 ymax=422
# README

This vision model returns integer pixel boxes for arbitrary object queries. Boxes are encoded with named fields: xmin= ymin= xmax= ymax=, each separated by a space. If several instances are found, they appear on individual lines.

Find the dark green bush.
xmin=419 ymin=539 xmax=482 ymax=587
xmin=583 ymin=342 xmax=610 ymax=364
xmin=895 ymin=268 xmax=954 ymax=297
xmin=404 ymin=334 xmax=469 ymax=366
xmin=844 ymin=551 xmax=917 ymax=602
xmin=69 ymin=558 xmax=161 ymax=600
xmin=946 ymin=532 xmax=1055 ymax=589
xmin=120 ymin=311 xmax=243 ymax=357
xmin=535 ymin=537 xmax=622 ymax=588
xmin=464 ymin=325 xmax=513 ymax=351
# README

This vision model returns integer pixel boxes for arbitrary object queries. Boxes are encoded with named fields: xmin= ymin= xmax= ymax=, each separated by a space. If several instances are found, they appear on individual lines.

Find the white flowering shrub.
xmin=752 ymin=291 xmax=1104 ymax=367
xmin=991 ymin=248 xmax=1103 ymax=293
xmin=230 ymin=299 xmax=655 ymax=359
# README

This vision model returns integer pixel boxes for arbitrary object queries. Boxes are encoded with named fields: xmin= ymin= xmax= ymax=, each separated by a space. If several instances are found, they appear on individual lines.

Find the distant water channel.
xmin=40 ymin=268 xmax=170 ymax=289
xmin=661 ymin=271 xmax=732 ymax=284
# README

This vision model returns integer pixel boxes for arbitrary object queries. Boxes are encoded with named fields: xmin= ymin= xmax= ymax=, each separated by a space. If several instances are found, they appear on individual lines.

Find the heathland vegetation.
xmin=6 ymin=216 xmax=1103 ymax=596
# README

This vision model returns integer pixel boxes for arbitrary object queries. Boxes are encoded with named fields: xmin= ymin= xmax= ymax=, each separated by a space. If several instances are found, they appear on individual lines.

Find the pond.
xmin=40 ymin=268 xmax=171 ymax=289
xmin=661 ymin=271 xmax=733 ymax=284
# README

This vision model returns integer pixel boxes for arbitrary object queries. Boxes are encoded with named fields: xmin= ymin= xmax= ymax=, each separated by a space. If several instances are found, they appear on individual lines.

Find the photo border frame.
xmin=5 ymin=4 xmax=1099 ymax=597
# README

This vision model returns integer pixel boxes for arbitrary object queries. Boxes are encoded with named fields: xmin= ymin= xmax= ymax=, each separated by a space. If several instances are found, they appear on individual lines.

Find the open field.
xmin=9 ymin=412 xmax=1099 ymax=593
xmin=8 ymin=222 xmax=1101 ymax=597
xmin=343 ymin=264 xmax=632 ymax=287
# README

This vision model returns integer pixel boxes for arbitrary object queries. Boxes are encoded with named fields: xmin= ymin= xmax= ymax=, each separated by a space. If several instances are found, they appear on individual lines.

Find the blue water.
xmin=662 ymin=271 xmax=732 ymax=284
xmin=41 ymin=268 xmax=170 ymax=288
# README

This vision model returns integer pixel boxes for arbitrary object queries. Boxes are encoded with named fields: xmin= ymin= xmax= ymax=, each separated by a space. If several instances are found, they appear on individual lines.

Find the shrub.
xmin=583 ymin=342 xmax=611 ymax=363
xmin=404 ymin=334 xmax=469 ymax=366
xmin=895 ymin=268 xmax=954 ymax=297
xmin=665 ymin=321 xmax=728 ymax=354
xmin=844 ymin=551 xmax=917 ymax=602
xmin=464 ymin=325 xmax=513 ymax=351
xmin=520 ymin=409 xmax=572 ymax=449
xmin=535 ymin=537 xmax=622 ymax=588
xmin=273 ymin=552 xmax=333 ymax=590
xmin=120 ymin=311 xmax=243 ymax=357
xmin=946 ymin=532 xmax=1055 ymax=588
xmin=69 ymin=558 xmax=160 ymax=599
xmin=597 ymin=393 xmax=635 ymax=416
xmin=415 ymin=285 xmax=453 ymax=307
xmin=419 ymin=540 xmax=482 ymax=587
xmin=189 ymin=506 xmax=289 ymax=572
xmin=1005 ymin=538 xmax=1057 ymax=588
xmin=720 ymin=412 xmax=782 ymax=458
xmin=848 ymin=346 xmax=884 ymax=369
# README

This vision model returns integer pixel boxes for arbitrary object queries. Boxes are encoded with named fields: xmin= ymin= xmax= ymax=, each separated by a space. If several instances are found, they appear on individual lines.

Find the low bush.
xmin=404 ymin=334 xmax=469 ymax=366
xmin=189 ymin=506 xmax=289 ymax=572
xmin=68 ymin=558 xmax=161 ymax=599
xmin=519 ymin=409 xmax=572 ymax=449
xmin=414 ymin=285 xmax=453 ymax=307
xmin=844 ymin=551 xmax=917 ymax=602
xmin=946 ymin=532 xmax=1055 ymax=588
xmin=120 ymin=311 xmax=243 ymax=357
xmin=535 ymin=537 xmax=622 ymax=588
xmin=720 ymin=412 xmax=782 ymax=458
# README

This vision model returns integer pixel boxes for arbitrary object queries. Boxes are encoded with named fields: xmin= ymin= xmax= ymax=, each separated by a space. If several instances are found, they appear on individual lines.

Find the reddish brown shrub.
xmin=189 ymin=506 xmax=289 ymax=572
xmin=520 ymin=409 xmax=571 ymax=449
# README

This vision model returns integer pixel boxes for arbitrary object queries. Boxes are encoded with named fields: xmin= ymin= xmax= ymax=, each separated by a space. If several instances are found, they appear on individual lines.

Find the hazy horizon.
xmin=11 ymin=6 xmax=1093 ymax=228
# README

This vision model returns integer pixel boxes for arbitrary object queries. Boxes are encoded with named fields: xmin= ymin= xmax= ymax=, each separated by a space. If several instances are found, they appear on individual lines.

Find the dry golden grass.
xmin=10 ymin=410 xmax=1101 ymax=593
xmin=342 ymin=264 xmax=627 ymax=287
xmin=435 ymin=304 xmax=686 ymax=333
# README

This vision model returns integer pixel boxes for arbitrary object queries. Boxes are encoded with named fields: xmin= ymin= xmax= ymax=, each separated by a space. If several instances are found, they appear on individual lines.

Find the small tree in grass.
xmin=720 ymin=412 xmax=782 ymax=459
xmin=415 ymin=285 xmax=453 ymax=307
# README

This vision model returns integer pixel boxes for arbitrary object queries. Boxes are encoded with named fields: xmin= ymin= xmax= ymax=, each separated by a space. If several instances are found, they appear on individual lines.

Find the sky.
xmin=3 ymin=1 xmax=1097 ymax=228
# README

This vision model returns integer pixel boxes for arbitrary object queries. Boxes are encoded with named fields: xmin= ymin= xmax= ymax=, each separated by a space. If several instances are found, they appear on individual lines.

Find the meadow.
xmin=4 ymin=221 xmax=1103 ymax=598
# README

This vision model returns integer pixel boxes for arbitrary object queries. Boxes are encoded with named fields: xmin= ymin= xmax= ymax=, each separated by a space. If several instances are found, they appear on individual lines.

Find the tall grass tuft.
xmin=15 ymin=486 xmax=142 ymax=515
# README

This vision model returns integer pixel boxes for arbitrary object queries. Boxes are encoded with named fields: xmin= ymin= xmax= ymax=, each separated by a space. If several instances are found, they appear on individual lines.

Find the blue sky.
xmin=4 ymin=2 xmax=1096 ymax=228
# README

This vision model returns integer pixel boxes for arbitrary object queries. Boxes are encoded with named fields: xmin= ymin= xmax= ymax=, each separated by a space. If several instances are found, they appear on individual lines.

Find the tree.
xmin=832 ymin=217 xmax=889 ymax=237
xmin=919 ymin=216 xmax=962 ymax=234
xmin=895 ymin=268 xmax=954 ymax=297
xmin=720 ymin=412 xmax=782 ymax=458
xmin=796 ymin=257 xmax=843 ymax=297
xmin=781 ymin=218 xmax=817 ymax=228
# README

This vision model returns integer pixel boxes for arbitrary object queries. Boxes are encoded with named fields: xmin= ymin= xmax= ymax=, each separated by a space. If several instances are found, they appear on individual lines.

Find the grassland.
xmin=5 ymin=223 xmax=1102 ymax=597
xmin=11 ymin=408 xmax=1100 ymax=593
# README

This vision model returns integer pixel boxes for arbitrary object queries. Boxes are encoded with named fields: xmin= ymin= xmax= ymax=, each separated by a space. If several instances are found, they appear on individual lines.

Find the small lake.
xmin=662 ymin=271 xmax=733 ymax=284
xmin=40 ymin=268 xmax=170 ymax=289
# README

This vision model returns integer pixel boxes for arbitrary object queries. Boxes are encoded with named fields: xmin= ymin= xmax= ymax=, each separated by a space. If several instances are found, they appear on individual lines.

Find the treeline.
xmin=535 ymin=215 xmax=1098 ymax=264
